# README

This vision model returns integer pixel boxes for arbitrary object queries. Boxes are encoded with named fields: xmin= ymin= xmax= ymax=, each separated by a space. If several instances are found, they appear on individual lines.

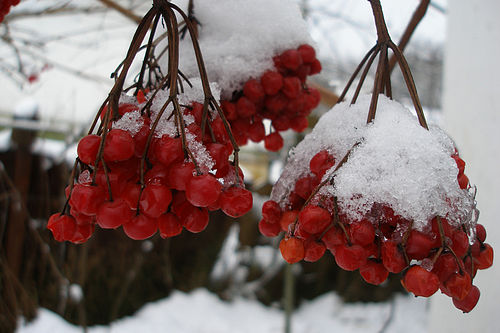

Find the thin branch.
xmin=98 ymin=0 xmax=142 ymax=24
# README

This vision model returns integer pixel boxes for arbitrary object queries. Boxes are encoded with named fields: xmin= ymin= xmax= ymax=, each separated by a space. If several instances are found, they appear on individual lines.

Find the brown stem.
xmin=338 ymin=44 xmax=378 ymax=103
xmin=351 ymin=46 xmax=380 ymax=104
xmin=367 ymin=46 xmax=387 ymax=123
xmin=388 ymin=41 xmax=428 ymax=129
xmin=369 ymin=0 xmax=391 ymax=43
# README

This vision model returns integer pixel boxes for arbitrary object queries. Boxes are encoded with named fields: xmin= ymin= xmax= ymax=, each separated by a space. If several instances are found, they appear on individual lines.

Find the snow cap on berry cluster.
xmin=271 ymin=94 xmax=475 ymax=231
xmin=172 ymin=0 xmax=313 ymax=98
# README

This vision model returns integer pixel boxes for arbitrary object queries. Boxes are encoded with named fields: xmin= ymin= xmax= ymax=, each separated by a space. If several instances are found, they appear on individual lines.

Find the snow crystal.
xmin=271 ymin=95 xmax=475 ymax=231
xmin=151 ymin=78 xmax=220 ymax=138
xmin=186 ymin=132 xmax=214 ymax=173
xmin=170 ymin=0 xmax=313 ymax=98
xmin=112 ymin=111 xmax=144 ymax=136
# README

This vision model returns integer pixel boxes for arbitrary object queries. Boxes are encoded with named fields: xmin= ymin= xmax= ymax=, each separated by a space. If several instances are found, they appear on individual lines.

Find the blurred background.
xmin=0 ymin=0 xmax=498 ymax=332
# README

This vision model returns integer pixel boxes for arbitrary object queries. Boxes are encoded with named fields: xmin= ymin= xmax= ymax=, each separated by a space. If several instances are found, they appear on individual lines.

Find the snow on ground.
xmin=17 ymin=289 xmax=428 ymax=333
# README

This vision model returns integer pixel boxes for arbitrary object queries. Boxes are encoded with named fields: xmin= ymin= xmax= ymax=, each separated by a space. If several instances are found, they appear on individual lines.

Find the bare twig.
xmin=98 ymin=0 xmax=142 ymax=23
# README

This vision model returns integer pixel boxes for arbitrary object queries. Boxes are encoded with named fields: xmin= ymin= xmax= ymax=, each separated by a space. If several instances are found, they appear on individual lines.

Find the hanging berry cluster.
xmin=170 ymin=0 xmax=323 ymax=152
xmin=47 ymin=0 xmax=252 ymax=243
xmin=0 ymin=0 xmax=19 ymax=23
xmin=220 ymin=44 xmax=321 ymax=151
xmin=259 ymin=0 xmax=494 ymax=313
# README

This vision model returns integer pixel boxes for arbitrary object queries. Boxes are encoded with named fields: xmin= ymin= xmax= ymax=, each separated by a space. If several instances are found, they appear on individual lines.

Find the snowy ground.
xmin=17 ymin=289 xmax=429 ymax=333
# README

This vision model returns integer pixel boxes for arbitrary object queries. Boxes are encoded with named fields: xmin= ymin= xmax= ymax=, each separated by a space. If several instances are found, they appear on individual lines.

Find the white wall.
xmin=429 ymin=1 xmax=500 ymax=332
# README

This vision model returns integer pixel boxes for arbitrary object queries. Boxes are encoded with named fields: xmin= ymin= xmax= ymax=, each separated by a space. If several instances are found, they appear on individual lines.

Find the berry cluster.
xmin=260 ymin=150 xmax=493 ymax=313
xmin=0 ymin=0 xmax=19 ymax=23
xmin=48 ymin=98 xmax=252 ymax=243
xmin=221 ymin=44 xmax=321 ymax=152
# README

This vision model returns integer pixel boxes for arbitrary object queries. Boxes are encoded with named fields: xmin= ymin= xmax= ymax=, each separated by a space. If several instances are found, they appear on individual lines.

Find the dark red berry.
xmin=77 ymin=135 xmax=101 ymax=165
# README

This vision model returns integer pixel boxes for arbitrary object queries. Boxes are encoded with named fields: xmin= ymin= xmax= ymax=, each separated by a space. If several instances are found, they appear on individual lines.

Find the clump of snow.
xmin=14 ymin=99 xmax=39 ymax=119
xmin=17 ymin=289 xmax=429 ymax=333
xmin=170 ymin=0 xmax=313 ymax=98
xmin=113 ymin=111 xmax=144 ymax=136
xmin=271 ymin=94 xmax=475 ymax=230
xmin=150 ymin=78 xmax=220 ymax=138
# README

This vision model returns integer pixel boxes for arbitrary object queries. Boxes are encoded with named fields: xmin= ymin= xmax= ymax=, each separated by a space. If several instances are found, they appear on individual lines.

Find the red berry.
xmin=186 ymin=174 xmax=222 ymax=207
xmin=349 ymin=219 xmax=375 ymax=247
xmin=69 ymin=184 xmax=106 ymax=216
xmin=248 ymin=120 xmax=266 ymax=142
xmin=453 ymin=285 xmax=480 ymax=313
xmin=452 ymin=155 xmax=466 ymax=174
xmin=180 ymin=206 xmax=209 ymax=233
xmin=309 ymin=59 xmax=322 ymax=75
xmin=298 ymin=44 xmax=316 ymax=63
xmin=77 ymin=135 xmax=101 ymax=165
xmin=406 ymin=230 xmax=436 ymax=260
xmin=294 ymin=176 xmax=314 ymax=199
xmin=243 ymin=79 xmax=265 ymax=102
xmin=70 ymin=223 xmax=95 ymax=244
xmin=475 ymin=223 xmax=486 ymax=242
xmin=47 ymin=214 xmax=77 ymax=242
xmin=432 ymin=253 xmax=458 ymax=282
xmin=97 ymin=199 xmax=132 ymax=229
xmin=450 ymin=230 xmax=469 ymax=258
xmin=221 ymin=101 xmax=238 ymax=121
xmin=458 ymin=173 xmax=469 ymax=189
xmin=264 ymin=132 xmax=284 ymax=152
xmin=290 ymin=116 xmax=308 ymax=132
xmin=309 ymin=150 xmax=335 ymax=177
xmin=236 ymin=96 xmax=256 ymax=118
xmin=166 ymin=162 xmax=195 ymax=191
xmin=280 ymin=49 xmax=302 ymax=70
xmin=272 ymin=116 xmax=291 ymax=131
xmin=158 ymin=213 xmax=183 ymax=238
xmin=322 ymin=226 xmax=347 ymax=250
xmin=139 ymin=184 xmax=172 ymax=218
xmin=381 ymin=240 xmax=407 ymax=273
xmin=334 ymin=244 xmax=366 ymax=271
xmin=219 ymin=187 xmax=253 ymax=218
xmin=298 ymin=205 xmax=331 ymax=234
xmin=122 ymin=182 xmax=141 ymax=210
xmin=475 ymin=243 xmax=494 ymax=269
xmin=279 ymin=210 xmax=298 ymax=232
xmin=152 ymin=135 xmax=184 ymax=167
xmin=103 ymin=129 xmax=135 ymax=162
xmin=402 ymin=265 xmax=439 ymax=297
xmin=360 ymin=260 xmax=389 ymax=285
xmin=443 ymin=272 xmax=472 ymax=300
xmin=281 ymin=77 xmax=302 ymax=99
xmin=259 ymin=219 xmax=281 ymax=237
xmin=262 ymin=200 xmax=281 ymax=224
xmin=123 ymin=214 xmax=158 ymax=240
xmin=280 ymin=237 xmax=305 ymax=264
xmin=264 ymin=93 xmax=288 ymax=113
xmin=261 ymin=71 xmax=283 ymax=95
xmin=304 ymin=239 xmax=326 ymax=262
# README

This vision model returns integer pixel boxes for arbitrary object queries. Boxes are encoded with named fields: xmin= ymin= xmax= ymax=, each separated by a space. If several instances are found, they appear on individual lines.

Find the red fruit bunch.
xmin=220 ymin=44 xmax=321 ymax=152
xmin=47 ymin=95 xmax=252 ymax=243
xmin=0 ymin=0 xmax=20 ymax=23
xmin=260 ymin=149 xmax=493 ymax=313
